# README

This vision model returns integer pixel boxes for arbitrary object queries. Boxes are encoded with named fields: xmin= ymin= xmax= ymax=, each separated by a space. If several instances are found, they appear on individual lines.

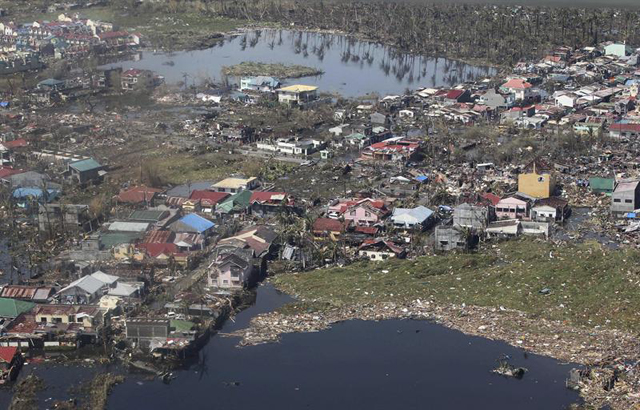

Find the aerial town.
xmin=0 ymin=1 xmax=640 ymax=409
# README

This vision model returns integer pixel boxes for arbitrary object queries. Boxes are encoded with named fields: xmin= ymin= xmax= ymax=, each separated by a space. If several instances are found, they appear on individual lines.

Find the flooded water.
xmin=0 ymin=284 xmax=580 ymax=409
xmin=102 ymin=29 xmax=496 ymax=98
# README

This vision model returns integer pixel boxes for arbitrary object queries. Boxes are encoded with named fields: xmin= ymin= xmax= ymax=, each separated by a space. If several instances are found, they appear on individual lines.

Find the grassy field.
xmin=273 ymin=239 xmax=640 ymax=332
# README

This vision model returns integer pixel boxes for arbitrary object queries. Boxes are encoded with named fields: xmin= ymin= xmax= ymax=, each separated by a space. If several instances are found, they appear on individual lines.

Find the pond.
xmin=0 ymin=284 xmax=580 ymax=409
xmin=102 ymin=29 xmax=496 ymax=98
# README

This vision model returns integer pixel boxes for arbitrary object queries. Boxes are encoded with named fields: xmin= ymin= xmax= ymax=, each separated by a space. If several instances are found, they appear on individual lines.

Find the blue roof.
xmin=178 ymin=214 xmax=215 ymax=233
xmin=415 ymin=175 xmax=429 ymax=182
xmin=13 ymin=187 xmax=59 ymax=201
xmin=69 ymin=158 xmax=102 ymax=172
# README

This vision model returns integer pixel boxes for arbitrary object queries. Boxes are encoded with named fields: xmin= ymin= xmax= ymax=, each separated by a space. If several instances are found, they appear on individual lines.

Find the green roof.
xmin=170 ymin=319 xmax=195 ymax=333
xmin=129 ymin=210 xmax=166 ymax=222
xmin=69 ymin=158 xmax=103 ymax=172
xmin=589 ymin=177 xmax=615 ymax=193
xmin=100 ymin=231 xmax=143 ymax=249
xmin=0 ymin=297 xmax=35 ymax=318
xmin=217 ymin=190 xmax=252 ymax=213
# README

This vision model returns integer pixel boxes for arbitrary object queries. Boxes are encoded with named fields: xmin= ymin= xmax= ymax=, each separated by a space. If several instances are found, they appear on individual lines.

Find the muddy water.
xmin=101 ymin=29 xmax=496 ymax=98
xmin=0 ymin=284 xmax=580 ymax=409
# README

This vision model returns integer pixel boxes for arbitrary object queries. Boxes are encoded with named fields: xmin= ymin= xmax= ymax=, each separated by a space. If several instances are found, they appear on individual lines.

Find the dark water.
xmin=0 ymin=284 xmax=580 ymax=409
xmin=101 ymin=29 xmax=496 ymax=98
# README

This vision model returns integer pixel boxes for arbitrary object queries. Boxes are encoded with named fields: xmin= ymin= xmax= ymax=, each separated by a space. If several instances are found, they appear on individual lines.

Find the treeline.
xmin=115 ymin=0 xmax=640 ymax=66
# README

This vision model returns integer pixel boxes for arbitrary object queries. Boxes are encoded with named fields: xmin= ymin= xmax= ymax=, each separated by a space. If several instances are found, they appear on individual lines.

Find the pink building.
xmin=495 ymin=196 xmax=529 ymax=220
xmin=209 ymin=254 xmax=254 ymax=289
xmin=328 ymin=198 xmax=389 ymax=227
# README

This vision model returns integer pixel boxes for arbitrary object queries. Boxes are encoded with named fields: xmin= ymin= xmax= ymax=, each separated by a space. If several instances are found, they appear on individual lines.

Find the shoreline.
xmin=231 ymin=283 xmax=639 ymax=410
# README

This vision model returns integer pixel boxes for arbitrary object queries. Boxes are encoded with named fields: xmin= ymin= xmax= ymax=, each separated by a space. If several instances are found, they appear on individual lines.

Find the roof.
xmin=143 ymin=230 xmax=174 ymax=244
xmin=129 ymin=209 xmax=167 ymax=222
xmin=589 ymin=177 xmax=615 ymax=190
xmin=0 ymin=297 xmax=35 ymax=318
xmin=108 ymin=221 xmax=150 ymax=232
xmin=391 ymin=206 xmax=434 ymax=223
xmin=100 ymin=231 xmax=143 ymax=249
xmin=138 ymin=242 xmax=178 ymax=258
xmin=217 ymin=253 xmax=251 ymax=270
xmin=358 ymin=239 xmax=404 ymax=255
xmin=90 ymin=271 xmax=119 ymax=285
xmin=615 ymin=180 xmax=640 ymax=193
xmin=313 ymin=218 xmax=345 ymax=232
xmin=2 ymin=138 xmax=28 ymax=149
xmin=243 ymin=76 xmax=279 ymax=87
xmin=176 ymin=214 xmax=215 ymax=233
xmin=537 ymin=197 xmax=568 ymax=208
xmin=189 ymin=190 xmax=229 ymax=206
xmin=277 ymin=85 xmax=318 ymax=93
xmin=38 ymin=78 xmax=64 ymax=87
xmin=502 ymin=78 xmax=533 ymax=89
xmin=0 ymin=285 xmax=53 ymax=301
xmin=610 ymin=122 xmax=640 ymax=133
xmin=250 ymin=191 xmax=289 ymax=205
xmin=0 ymin=347 xmax=18 ymax=363
xmin=480 ymin=192 xmax=502 ymax=206
xmin=13 ymin=187 xmax=59 ymax=200
xmin=116 ymin=186 xmax=162 ymax=203
xmin=445 ymin=89 xmax=465 ymax=100
xmin=58 ymin=275 xmax=106 ymax=296
xmin=211 ymin=177 xmax=257 ymax=190
xmin=217 ymin=190 xmax=252 ymax=212
xmin=0 ymin=167 xmax=24 ymax=179
xmin=69 ymin=158 xmax=102 ymax=172
xmin=218 ymin=225 xmax=276 ymax=257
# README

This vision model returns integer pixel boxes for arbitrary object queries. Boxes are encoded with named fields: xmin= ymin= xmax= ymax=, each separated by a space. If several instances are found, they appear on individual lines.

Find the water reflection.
xmin=103 ymin=29 xmax=496 ymax=97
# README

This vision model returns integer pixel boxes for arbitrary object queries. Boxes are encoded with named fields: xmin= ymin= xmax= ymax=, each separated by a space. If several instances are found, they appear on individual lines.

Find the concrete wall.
xmin=518 ymin=172 xmax=554 ymax=199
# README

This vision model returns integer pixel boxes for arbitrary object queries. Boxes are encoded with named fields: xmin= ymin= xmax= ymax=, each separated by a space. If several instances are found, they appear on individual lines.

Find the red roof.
xmin=480 ymin=192 xmax=501 ymax=206
xmin=122 ymin=69 xmax=144 ymax=77
xmin=116 ymin=186 xmax=162 ymax=204
xmin=0 ymin=347 xmax=18 ymax=363
xmin=369 ymin=140 xmax=420 ymax=152
xmin=502 ymin=78 xmax=533 ymax=90
xmin=138 ymin=242 xmax=178 ymax=258
xmin=2 ymin=139 xmax=28 ymax=149
xmin=250 ymin=191 xmax=291 ymax=205
xmin=445 ymin=89 xmax=465 ymax=100
xmin=143 ymin=230 xmax=174 ymax=244
xmin=189 ymin=190 xmax=229 ymax=206
xmin=313 ymin=218 xmax=345 ymax=232
xmin=610 ymin=123 xmax=640 ymax=133
xmin=0 ymin=167 xmax=24 ymax=179
xmin=354 ymin=226 xmax=379 ymax=235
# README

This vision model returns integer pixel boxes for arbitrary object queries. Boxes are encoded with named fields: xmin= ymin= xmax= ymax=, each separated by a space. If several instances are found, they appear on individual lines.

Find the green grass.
xmin=2 ymin=5 xmax=245 ymax=49
xmin=273 ymin=239 xmax=640 ymax=332
xmin=147 ymin=149 xmax=266 ymax=185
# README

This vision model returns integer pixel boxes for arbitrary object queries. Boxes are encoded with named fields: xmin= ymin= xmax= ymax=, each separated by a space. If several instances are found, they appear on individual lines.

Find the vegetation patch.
xmin=273 ymin=239 xmax=640 ymax=332
xmin=222 ymin=62 xmax=323 ymax=78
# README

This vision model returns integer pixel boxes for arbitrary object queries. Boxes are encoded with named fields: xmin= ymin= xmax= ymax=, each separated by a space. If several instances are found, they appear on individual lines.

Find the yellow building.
xmin=517 ymin=159 xmax=555 ymax=199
